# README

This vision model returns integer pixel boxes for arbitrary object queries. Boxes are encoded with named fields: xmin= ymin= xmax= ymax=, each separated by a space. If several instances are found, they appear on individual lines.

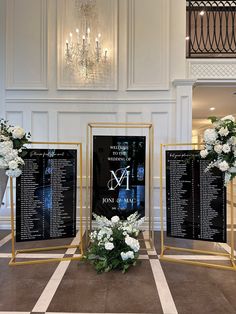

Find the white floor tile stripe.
xmin=0 ymin=312 xmax=30 ymax=314
xmin=32 ymin=231 xmax=84 ymax=313
xmin=158 ymin=254 xmax=229 ymax=260
xmin=0 ymin=233 xmax=11 ymax=247
xmin=219 ymin=242 xmax=236 ymax=256
xmin=0 ymin=253 xmax=65 ymax=259
xmin=142 ymin=231 xmax=178 ymax=314
xmin=0 ymin=312 xmax=151 ymax=314
xmin=150 ymin=259 xmax=178 ymax=314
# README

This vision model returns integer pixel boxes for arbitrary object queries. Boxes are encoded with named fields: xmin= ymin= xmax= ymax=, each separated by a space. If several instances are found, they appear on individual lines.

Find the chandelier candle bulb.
xmin=69 ymin=32 xmax=73 ymax=44
xmin=76 ymin=28 xmax=79 ymax=42
xmin=104 ymin=48 xmax=108 ymax=61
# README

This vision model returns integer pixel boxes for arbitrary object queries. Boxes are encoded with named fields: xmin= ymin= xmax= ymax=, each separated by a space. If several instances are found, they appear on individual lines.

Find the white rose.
xmin=218 ymin=127 xmax=229 ymax=137
xmin=218 ymin=161 xmax=229 ymax=172
xmin=8 ymin=160 xmax=18 ymax=170
xmin=104 ymin=242 xmax=114 ymax=251
xmin=228 ymin=137 xmax=236 ymax=145
xmin=111 ymin=216 xmax=120 ymax=223
xmin=12 ymin=126 xmax=25 ymax=139
xmin=200 ymin=149 xmax=208 ymax=158
xmin=222 ymin=144 xmax=231 ymax=153
xmin=204 ymin=129 xmax=218 ymax=144
xmin=6 ymin=168 xmax=22 ymax=177
xmin=221 ymin=115 xmax=235 ymax=122
xmin=214 ymin=144 xmax=223 ymax=154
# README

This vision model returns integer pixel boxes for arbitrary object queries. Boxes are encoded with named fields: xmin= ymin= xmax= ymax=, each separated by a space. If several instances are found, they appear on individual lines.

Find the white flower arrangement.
xmin=200 ymin=115 xmax=236 ymax=185
xmin=0 ymin=119 xmax=31 ymax=177
xmin=85 ymin=212 xmax=145 ymax=273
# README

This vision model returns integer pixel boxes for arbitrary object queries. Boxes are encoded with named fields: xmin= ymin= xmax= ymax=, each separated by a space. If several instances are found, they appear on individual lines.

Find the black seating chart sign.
xmin=166 ymin=150 xmax=226 ymax=243
xmin=93 ymin=136 xmax=145 ymax=219
xmin=16 ymin=149 xmax=77 ymax=242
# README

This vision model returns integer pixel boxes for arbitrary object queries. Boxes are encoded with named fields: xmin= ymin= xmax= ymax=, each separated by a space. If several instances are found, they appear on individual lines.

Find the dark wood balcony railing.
xmin=186 ymin=0 xmax=236 ymax=58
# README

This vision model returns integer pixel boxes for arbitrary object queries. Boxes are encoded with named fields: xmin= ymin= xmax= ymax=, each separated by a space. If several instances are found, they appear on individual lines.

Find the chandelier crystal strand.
xmin=65 ymin=0 xmax=110 ymax=83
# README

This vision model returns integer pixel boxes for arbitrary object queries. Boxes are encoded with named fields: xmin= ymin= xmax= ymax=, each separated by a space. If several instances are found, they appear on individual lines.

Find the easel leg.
xmin=10 ymin=177 xmax=15 ymax=261
xmin=230 ymin=179 xmax=235 ymax=267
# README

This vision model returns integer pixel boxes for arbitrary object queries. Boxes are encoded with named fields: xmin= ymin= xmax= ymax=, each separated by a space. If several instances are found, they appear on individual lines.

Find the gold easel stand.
xmin=159 ymin=143 xmax=236 ymax=271
xmin=9 ymin=141 xmax=84 ymax=266
xmin=86 ymin=122 xmax=154 ymax=251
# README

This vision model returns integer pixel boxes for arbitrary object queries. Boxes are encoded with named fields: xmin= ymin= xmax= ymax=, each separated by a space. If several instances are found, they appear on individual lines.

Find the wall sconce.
xmin=64 ymin=0 xmax=111 ymax=82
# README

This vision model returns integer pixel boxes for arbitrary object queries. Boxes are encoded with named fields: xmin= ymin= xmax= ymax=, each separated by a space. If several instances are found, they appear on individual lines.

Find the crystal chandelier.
xmin=64 ymin=0 xmax=110 ymax=82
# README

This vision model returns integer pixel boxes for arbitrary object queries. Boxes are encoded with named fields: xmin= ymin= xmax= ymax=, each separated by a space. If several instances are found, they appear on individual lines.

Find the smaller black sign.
xmin=16 ymin=149 xmax=77 ymax=242
xmin=166 ymin=150 xmax=226 ymax=243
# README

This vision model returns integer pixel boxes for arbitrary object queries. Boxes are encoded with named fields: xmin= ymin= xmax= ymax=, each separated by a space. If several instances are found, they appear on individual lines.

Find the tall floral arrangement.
xmin=0 ymin=119 xmax=31 ymax=177
xmin=200 ymin=115 xmax=236 ymax=185
xmin=86 ymin=212 xmax=144 ymax=273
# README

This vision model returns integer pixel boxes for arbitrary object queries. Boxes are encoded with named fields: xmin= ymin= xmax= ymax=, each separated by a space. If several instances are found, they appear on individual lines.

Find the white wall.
xmin=0 ymin=0 xmax=193 ymax=229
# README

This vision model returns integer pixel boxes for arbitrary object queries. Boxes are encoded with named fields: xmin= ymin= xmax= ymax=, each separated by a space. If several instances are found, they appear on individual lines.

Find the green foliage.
xmin=84 ymin=213 xmax=143 ymax=274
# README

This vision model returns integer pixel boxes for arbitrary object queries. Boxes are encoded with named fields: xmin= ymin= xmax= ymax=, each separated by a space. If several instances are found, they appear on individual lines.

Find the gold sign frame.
xmin=86 ymin=122 xmax=154 ymax=250
xmin=160 ymin=143 xmax=236 ymax=271
xmin=9 ymin=141 xmax=83 ymax=266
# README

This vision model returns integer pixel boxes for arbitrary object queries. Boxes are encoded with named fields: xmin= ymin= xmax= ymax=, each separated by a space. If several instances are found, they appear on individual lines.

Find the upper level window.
xmin=186 ymin=0 xmax=236 ymax=58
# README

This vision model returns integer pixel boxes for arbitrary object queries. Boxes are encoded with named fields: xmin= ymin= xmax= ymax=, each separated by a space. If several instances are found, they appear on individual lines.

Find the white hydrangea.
xmin=104 ymin=242 xmax=114 ymax=251
xmin=8 ymin=160 xmax=18 ymax=170
xmin=214 ymin=144 xmax=223 ymax=154
xmin=200 ymin=149 xmax=208 ymax=158
xmin=218 ymin=127 xmax=229 ymax=137
xmin=121 ymin=251 xmax=134 ymax=261
xmin=218 ymin=161 xmax=229 ymax=172
xmin=221 ymin=115 xmax=235 ymax=122
xmin=0 ymin=157 xmax=8 ymax=169
xmin=125 ymin=235 xmax=140 ymax=252
xmin=204 ymin=129 xmax=218 ymax=144
xmin=6 ymin=168 xmax=22 ymax=177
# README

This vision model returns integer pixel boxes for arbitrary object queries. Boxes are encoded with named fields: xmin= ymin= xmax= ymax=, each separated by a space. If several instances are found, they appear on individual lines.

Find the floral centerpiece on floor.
xmin=0 ymin=119 xmax=31 ymax=177
xmin=85 ymin=212 xmax=145 ymax=273
xmin=200 ymin=115 xmax=236 ymax=185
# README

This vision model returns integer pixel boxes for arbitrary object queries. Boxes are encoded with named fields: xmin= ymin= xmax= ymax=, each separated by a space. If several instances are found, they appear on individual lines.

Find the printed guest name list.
xmin=166 ymin=150 xmax=226 ymax=243
xmin=16 ymin=149 xmax=77 ymax=242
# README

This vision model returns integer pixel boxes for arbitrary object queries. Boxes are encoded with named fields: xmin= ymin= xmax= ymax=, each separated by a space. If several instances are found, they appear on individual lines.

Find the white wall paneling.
xmin=127 ymin=0 xmax=170 ymax=90
xmin=31 ymin=111 xmax=49 ymax=141
xmin=173 ymin=80 xmax=195 ymax=143
xmin=2 ymin=100 xmax=174 ymax=229
xmin=6 ymin=0 xmax=48 ymax=90
xmin=0 ymin=1 xmax=195 ymax=230
xmin=57 ymin=0 xmax=118 ymax=90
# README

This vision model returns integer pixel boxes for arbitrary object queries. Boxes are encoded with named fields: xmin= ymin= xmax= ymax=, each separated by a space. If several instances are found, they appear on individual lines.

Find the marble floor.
xmin=0 ymin=230 xmax=236 ymax=314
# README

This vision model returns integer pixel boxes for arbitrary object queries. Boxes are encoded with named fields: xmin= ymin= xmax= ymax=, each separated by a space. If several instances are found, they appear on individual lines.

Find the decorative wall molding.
xmin=5 ymin=98 xmax=175 ymax=104
xmin=188 ymin=59 xmax=236 ymax=80
xmin=5 ymin=0 xmax=48 ymax=90
xmin=57 ymin=0 xmax=118 ymax=91
xmin=173 ymin=80 xmax=194 ymax=143
xmin=127 ymin=0 xmax=170 ymax=91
